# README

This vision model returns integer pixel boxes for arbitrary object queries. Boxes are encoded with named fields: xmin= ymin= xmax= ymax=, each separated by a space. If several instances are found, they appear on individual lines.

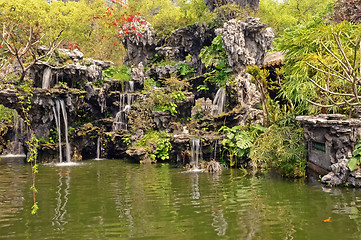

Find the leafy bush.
xmin=103 ymin=65 xmax=131 ymax=81
xmin=348 ymin=140 xmax=361 ymax=171
xmin=135 ymin=130 xmax=172 ymax=161
xmin=277 ymin=21 xmax=361 ymax=115
xmin=148 ymin=89 xmax=185 ymax=116
xmin=199 ymin=35 xmax=233 ymax=87
xmin=219 ymin=125 xmax=266 ymax=167
xmin=0 ymin=105 xmax=14 ymax=122
xmin=250 ymin=124 xmax=307 ymax=178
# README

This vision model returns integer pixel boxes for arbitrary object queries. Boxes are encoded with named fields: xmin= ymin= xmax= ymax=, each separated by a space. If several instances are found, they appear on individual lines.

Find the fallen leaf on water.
xmin=323 ymin=217 xmax=331 ymax=223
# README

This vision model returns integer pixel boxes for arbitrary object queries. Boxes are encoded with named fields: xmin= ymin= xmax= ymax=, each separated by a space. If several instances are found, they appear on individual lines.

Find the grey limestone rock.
xmin=218 ymin=17 xmax=274 ymax=73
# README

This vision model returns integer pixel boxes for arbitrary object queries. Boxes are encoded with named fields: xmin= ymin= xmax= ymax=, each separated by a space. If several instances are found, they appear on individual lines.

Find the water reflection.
xmin=3 ymin=161 xmax=361 ymax=239
xmin=52 ymin=167 xmax=70 ymax=230
xmin=191 ymin=173 xmax=200 ymax=201
xmin=211 ymin=207 xmax=227 ymax=236
xmin=0 ymin=159 xmax=28 ymax=222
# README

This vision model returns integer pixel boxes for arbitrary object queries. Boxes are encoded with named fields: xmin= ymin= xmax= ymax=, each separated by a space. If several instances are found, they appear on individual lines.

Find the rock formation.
xmin=297 ymin=114 xmax=361 ymax=187
xmin=217 ymin=17 xmax=274 ymax=73
xmin=0 ymin=17 xmax=273 ymax=167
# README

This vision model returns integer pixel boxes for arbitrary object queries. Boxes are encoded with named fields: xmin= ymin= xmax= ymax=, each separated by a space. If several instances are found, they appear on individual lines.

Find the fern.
xmin=219 ymin=125 xmax=265 ymax=166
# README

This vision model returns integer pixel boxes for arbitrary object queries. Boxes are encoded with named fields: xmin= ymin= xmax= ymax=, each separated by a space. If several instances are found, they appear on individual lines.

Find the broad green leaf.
xmin=348 ymin=157 xmax=359 ymax=171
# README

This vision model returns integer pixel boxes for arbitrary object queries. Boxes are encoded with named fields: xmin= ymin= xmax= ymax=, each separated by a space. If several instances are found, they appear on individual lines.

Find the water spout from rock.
xmin=5 ymin=111 xmax=26 ymax=157
xmin=213 ymin=139 xmax=218 ymax=160
xmin=128 ymin=81 xmax=134 ymax=92
xmin=42 ymin=67 xmax=52 ymax=89
xmin=191 ymin=138 xmax=201 ymax=170
xmin=112 ymin=92 xmax=134 ymax=131
xmin=96 ymin=137 xmax=101 ymax=160
xmin=53 ymin=99 xmax=71 ymax=163
xmin=212 ymin=87 xmax=226 ymax=115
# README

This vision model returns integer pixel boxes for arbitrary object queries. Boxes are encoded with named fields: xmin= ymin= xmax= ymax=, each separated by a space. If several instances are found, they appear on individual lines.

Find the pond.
xmin=1 ymin=158 xmax=361 ymax=239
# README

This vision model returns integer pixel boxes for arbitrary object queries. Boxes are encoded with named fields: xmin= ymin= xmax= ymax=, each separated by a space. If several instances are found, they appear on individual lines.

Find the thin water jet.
xmin=213 ymin=87 xmax=226 ymax=115
xmin=191 ymin=138 xmax=202 ymax=171
xmin=42 ymin=67 xmax=52 ymax=89
xmin=112 ymin=90 xmax=135 ymax=131
xmin=52 ymin=99 xmax=71 ymax=163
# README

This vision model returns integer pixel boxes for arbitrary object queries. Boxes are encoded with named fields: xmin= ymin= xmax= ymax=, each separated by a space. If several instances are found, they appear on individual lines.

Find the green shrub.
xmin=199 ymin=35 xmax=233 ymax=87
xmin=250 ymin=124 xmax=307 ymax=178
xmin=0 ymin=105 xmax=14 ymax=122
xmin=348 ymin=140 xmax=361 ymax=171
xmin=103 ymin=65 xmax=131 ymax=81
xmin=135 ymin=130 xmax=172 ymax=161
xmin=219 ymin=125 xmax=266 ymax=167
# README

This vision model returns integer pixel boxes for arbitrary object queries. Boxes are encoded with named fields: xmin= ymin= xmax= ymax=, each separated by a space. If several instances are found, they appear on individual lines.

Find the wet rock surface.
xmin=297 ymin=115 xmax=361 ymax=187
xmin=0 ymin=17 xmax=271 ymax=168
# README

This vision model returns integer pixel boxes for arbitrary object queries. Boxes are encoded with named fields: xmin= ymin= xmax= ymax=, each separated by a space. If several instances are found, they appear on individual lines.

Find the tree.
xmin=258 ymin=0 xmax=333 ymax=34
xmin=277 ymin=20 xmax=361 ymax=114
xmin=306 ymin=31 xmax=361 ymax=110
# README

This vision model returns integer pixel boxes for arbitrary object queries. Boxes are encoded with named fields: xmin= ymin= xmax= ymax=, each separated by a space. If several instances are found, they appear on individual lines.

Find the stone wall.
xmin=296 ymin=114 xmax=361 ymax=187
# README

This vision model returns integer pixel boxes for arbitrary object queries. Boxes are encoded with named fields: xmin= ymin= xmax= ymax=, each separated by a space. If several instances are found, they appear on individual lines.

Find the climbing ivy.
xmin=17 ymin=80 xmax=39 ymax=214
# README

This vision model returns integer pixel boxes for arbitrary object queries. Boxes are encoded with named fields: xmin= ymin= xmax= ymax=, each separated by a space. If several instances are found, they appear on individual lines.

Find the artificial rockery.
xmin=0 ymin=16 xmax=273 ymax=170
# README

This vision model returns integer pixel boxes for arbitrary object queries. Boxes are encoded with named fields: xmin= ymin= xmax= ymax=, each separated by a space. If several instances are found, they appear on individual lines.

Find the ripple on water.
xmin=44 ymin=162 xmax=85 ymax=167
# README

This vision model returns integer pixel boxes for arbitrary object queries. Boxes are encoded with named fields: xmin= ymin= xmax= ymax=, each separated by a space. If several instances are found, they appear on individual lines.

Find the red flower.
xmin=137 ymin=34 xmax=143 ymax=37
xmin=113 ymin=43 xmax=116 ymax=46
xmin=0 ymin=45 xmax=2 ymax=48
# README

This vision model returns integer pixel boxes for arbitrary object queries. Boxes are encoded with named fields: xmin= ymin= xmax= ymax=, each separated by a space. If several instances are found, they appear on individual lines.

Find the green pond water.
xmin=1 ymin=158 xmax=361 ymax=239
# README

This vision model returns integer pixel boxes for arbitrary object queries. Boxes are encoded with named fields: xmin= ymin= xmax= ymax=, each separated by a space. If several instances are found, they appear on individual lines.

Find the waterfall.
xmin=98 ymin=87 xmax=106 ymax=113
xmin=128 ymin=81 xmax=134 ymax=92
xmin=60 ymin=100 xmax=71 ymax=163
xmin=212 ymin=87 xmax=226 ymax=115
xmin=112 ymin=93 xmax=134 ymax=131
xmin=96 ymin=137 xmax=101 ymax=160
xmin=9 ymin=111 xmax=25 ymax=156
xmin=53 ymin=101 xmax=62 ymax=162
xmin=42 ymin=67 xmax=52 ymax=89
xmin=213 ymin=140 xmax=218 ymax=160
xmin=191 ymin=138 xmax=201 ymax=170
xmin=52 ymin=99 xmax=71 ymax=163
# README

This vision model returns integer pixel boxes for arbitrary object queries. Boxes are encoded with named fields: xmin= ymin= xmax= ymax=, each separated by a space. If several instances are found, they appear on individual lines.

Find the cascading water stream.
xmin=213 ymin=140 xmax=218 ymax=161
xmin=191 ymin=138 xmax=201 ymax=170
xmin=112 ymin=81 xmax=135 ymax=131
xmin=96 ymin=137 xmax=101 ymax=160
xmin=60 ymin=100 xmax=71 ymax=163
xmin=5 ymin=111 xmax=26 ymax=157
xmin=213 ymin=87 xmax=226 ymax=115
xmin=42 ymin=67 xmax=52 ymax=89
xmin=52 ymin=99 xmax=71 ymax=163
xmin=53 ymin=101 xmax=62 ymax=162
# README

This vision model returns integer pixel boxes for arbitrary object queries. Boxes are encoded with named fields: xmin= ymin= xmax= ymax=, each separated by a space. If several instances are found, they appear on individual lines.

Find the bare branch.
xmin=321 ymin=42 xmax=354 ymax=80
xmin=311 ymin=60 xmax=350 ymax=82
xmin=308 ymin=77 xmax=354 ymax=97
